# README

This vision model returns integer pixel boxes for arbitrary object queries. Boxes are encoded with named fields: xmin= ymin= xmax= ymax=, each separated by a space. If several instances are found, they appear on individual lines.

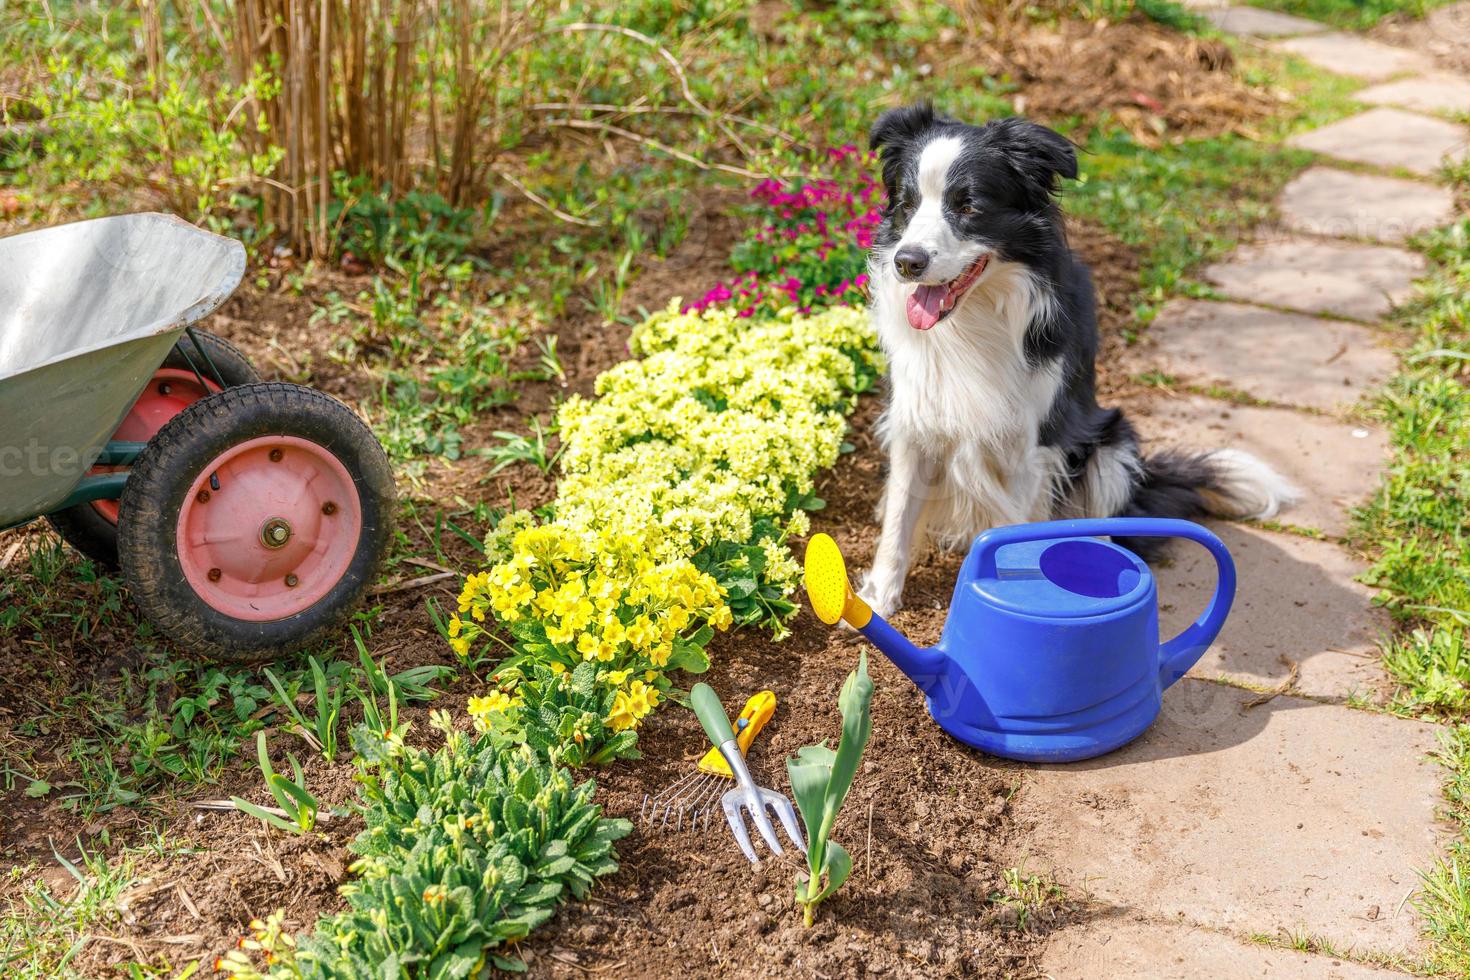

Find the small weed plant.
xmin=263 ymin=657 xmax=343 ymax=763
xmin=231 ymin=733 xmax=320 ymax=835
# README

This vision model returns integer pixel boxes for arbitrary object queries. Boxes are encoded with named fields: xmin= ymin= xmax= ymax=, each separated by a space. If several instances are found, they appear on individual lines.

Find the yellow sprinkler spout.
xmin=803 ymin=533 xmax=872 ymax=629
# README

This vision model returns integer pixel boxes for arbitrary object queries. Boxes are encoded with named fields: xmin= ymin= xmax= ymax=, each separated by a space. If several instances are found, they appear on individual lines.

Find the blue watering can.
xmin=804 ymin=518 xmax=1235 ymax=763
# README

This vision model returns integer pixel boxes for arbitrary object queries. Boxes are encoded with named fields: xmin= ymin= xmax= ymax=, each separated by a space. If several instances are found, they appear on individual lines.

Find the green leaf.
xmin=820 ymin=652 xmax=873 ymax=841
xmin=231 ymin=796 xmax=300 ymax=834
xmin=813 ymin=840 xmax=853 ymax=904
xmin=665 ymin=640 xmax=710 ymax=674
xmin=785 ymin=653 xmax=873 ymax=913
xmin=786 ymin=742 xmax=836 ymax=872
xmin=25 ymin=779 xmax=51 ymax=798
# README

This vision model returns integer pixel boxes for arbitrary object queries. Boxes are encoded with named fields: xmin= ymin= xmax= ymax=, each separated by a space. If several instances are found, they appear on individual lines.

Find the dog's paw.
xmin=856 ymin=569 xmax=902 ymax=619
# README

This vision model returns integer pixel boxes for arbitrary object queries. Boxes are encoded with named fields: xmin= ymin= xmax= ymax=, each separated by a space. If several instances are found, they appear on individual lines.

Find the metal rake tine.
xmin=766 ymin=792 xmax=807 ymax=853
xmin=688 ymin=775 xmax=725 ymax=818
xmin=659 ymin=773 xmax=704 ymax=829
xmin=721 ymin=797 xmax=759 ymax=863
xmin=644 ymin=769 xmax=701 ymax=825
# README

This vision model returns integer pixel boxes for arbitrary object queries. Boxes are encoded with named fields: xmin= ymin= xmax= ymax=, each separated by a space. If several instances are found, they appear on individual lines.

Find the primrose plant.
xmin=787 ymin=652 xmax=873 ymax=926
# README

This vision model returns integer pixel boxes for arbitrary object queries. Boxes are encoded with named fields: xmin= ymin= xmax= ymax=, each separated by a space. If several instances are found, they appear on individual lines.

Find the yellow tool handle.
xmin=696 ymin=690 xmax=776 ymax=776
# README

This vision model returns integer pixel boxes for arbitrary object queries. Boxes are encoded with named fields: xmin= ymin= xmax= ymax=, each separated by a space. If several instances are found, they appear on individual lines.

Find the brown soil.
xmin=526 ymin=390 xmax=1069 ymax=979
xmin=984 ymin=16 xmax=1280 ymax=145
xmin=2 ymin=172 xmax=1140 ymax=976
xmin=1372 ymin=2 xmax=1470 ymax=72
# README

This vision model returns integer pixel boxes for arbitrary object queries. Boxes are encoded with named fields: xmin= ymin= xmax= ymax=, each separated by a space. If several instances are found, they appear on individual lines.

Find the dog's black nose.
xmin=894 ymin=246 xmax=930 ymax=280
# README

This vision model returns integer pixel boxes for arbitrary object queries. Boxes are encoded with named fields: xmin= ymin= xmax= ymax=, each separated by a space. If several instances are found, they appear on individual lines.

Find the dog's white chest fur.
xmin=871 ymin=259 xmax=1064 ymax=538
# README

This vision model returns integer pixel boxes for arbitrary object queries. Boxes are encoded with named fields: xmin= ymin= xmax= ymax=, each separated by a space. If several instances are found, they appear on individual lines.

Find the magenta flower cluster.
xmin=684 ymin=145 xmax=885 ymax=319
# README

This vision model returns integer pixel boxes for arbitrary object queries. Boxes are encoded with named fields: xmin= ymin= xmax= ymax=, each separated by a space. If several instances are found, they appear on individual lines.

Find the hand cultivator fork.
xmin=690 ymin=684 xmax=806 ymax=864
xmin=641 ymin=690 xmax=775 ymax=832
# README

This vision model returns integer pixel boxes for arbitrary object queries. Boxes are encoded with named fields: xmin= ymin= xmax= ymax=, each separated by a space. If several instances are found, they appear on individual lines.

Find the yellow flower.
xmin=467 ymin=690 xmax=520 ymax=733
xmin=647 ymin=641 xmax=673 ymax=668
xmin=446 ymin=303 xmax=879 ymax=747
xmin=626 ymin=679 xmax=659 ymax=715
xmin=606 ymin=679 xmax=660 ymax=733
xmin=606 ymin=692 xmax=637 ymax=732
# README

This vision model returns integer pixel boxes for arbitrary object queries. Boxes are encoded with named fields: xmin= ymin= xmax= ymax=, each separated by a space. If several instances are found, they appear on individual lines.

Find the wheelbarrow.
xmin=0 ymin=213 xmax=395 ymax=661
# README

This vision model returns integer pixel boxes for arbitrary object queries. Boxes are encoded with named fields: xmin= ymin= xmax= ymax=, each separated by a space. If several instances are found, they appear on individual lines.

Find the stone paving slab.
xmin=1010 ymin=682 xmax=1444 ymax=956
xmin=1275 ymin=33 xmax=1428 ymax=81
xmin=1042 ymin=919 xmax=1412 ymax=979
xmin=1278 ymin=167 xmax=1457 ymax=244
xmin=1157 ymin=522 xmax=1392 ymax=700
xmin=1289 ymin=108 xmax=1470 ymax=176
xmin=1204 ymin=238 xmax=1424 ymax=321
xmin=1204 ymin=7 xmax=1329 ymax=37
xmin=1359 ymin=71 xmax=1470 ymax=114
xmin=1139 ymin=394 xmax=1387 ymax=536
xmin=1130 ymin=300 xmax=1397 ymax=413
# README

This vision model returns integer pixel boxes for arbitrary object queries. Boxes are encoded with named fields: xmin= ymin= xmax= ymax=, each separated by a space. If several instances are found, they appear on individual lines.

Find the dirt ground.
xmin=973 ymin=14 xmax=1279 ymax=145
xmin=1373 ymin=1 xmax=1470 ymax=72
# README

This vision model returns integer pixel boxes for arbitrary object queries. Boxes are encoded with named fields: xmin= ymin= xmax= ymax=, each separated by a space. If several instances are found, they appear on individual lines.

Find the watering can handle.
xmin=970 ymin=518 xmax=1236 ymax=690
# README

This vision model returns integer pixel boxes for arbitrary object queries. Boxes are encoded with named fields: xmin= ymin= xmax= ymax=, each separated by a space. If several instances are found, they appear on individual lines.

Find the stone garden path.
xmin=1010 ymin=8 xmax=1466 ymax=975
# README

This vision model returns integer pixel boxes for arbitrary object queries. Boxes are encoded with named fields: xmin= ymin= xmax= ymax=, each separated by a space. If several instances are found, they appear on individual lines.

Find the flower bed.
xmin=450 ymin=301 xmax=881 ymax=764
xmin=682 ymin=146 xmax=882 ymax=320
xmin=226 ymin=167 xmax=882 ymax=978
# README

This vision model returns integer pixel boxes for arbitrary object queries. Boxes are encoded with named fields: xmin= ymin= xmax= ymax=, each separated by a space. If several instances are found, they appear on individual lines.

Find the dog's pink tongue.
xmin=906 ymin=284 xmax=946 ymax=331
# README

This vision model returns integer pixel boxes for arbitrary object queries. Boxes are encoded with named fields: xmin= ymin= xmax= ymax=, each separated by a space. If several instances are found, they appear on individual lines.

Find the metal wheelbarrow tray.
xmin=0 ymin=214 xmax=396 ymax=662
xmin=0 ymin=213 xmax=246 ymax=526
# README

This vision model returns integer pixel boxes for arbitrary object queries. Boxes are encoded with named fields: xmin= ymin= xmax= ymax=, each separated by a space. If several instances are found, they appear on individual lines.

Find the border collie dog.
xmin=860 ymin=103 xmax=1297 ymax=616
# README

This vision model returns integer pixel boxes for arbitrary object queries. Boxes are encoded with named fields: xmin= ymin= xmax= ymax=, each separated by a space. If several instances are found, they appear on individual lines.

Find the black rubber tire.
xmin=47 ymin=331 xmax=259 ymax=568
xmin=118 ymin=382 xmax=395 ymax=663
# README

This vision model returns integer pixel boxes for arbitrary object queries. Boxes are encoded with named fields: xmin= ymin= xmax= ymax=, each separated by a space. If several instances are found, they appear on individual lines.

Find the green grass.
xmin=1 ymin=840 xmax=149 ymax=978
xmin=0 ymin=537 xmax=436 ymax=819
xmin=1419 ymin=725 xmax=1470 ymax=974
xmin=1358 ymin=222 xmax=1470 ymax=715
xmin=1248 ymin=0 xmax=1452 ymax=30
xmin=1352 ymin=220 xmax=1470 ymax=974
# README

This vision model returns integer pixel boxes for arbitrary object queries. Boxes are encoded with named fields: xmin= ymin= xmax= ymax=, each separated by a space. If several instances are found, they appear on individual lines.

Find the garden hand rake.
xmin=690 ymin=683 xmax=806 ymax=864
xmin=641 ymin=690 xmax=775 ymax=832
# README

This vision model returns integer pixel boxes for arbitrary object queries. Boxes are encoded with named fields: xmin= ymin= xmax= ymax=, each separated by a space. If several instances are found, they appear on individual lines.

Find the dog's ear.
xmin=986 ymin=117 xmax=1079 ymax=195
xmin=869 ymin=102 xmax=946 ymax=154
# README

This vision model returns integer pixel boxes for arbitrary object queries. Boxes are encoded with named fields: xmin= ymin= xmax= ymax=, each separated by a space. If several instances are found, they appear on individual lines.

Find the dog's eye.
xmin=958 ymin=204 xmax=978 ymax=216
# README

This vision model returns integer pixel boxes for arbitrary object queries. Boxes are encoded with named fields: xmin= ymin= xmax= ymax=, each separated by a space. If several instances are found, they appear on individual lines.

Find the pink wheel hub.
xmin=176 ymin=435 xmax=362 ymax=622
xmin=93 ymin=368 xmax=221 ymax=523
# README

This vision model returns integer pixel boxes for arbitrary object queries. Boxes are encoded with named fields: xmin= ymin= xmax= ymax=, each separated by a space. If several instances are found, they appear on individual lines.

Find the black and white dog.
xmin=859 ymin=103 xmax=1296 ymax=615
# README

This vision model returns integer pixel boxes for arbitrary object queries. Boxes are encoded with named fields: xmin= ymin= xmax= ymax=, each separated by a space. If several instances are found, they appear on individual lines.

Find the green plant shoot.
xmin=231 ymin=732 xmax=319 ymax=834
xmin=787 ymin=652 xmax=873 ymax=926
xmin=263 ymin=656 xmax=343 ymax=763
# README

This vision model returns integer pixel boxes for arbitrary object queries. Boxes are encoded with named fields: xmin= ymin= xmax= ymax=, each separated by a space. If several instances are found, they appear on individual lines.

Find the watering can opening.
xmin=1037 ymin=539 xmax=1143 ymax=600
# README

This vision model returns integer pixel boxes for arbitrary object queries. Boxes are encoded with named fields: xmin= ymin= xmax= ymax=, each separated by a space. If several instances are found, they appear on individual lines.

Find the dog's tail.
xmin=1117 ymin=448 xmax=1299 ymax=557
